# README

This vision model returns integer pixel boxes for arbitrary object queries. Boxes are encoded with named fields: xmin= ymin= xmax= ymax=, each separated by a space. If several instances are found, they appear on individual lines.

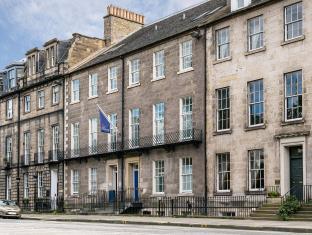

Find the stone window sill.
xmin=245 ymin=190 xmax=266 ymax=196
xmin=127 ymin=82 xmax=141 ymax=89
xmin=151 ymin=76 xmax=165 ymax=82
xmin=281 ymin=35 xmax=305 ymax=46
xmin=88 ymin=96 xmax=98 ymax=100
xmin=281 ymin=119 xmax=304 ymax=126
xmin=106 ymin=89 xmax=119 ymax=95
xmin=213 ymin=56 xmax=232 ymax=65
xmin=245 ymin=47 xmax=266 ymax=56
xmin=245 ymin=124 xmax=266 ymax=132
xmin=213 ymin=129 xmax=232 ymax=136
xmin=177 ymin=67 xmax=194 ymax=75
xmin=70 ymin=101 xmax=80 ymax=105
xmin=214 ymin=191 xmax=232 ymax=196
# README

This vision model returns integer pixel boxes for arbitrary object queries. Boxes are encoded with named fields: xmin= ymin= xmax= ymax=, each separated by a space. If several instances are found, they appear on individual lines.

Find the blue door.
xmin=134 ymin=168 xmax=139 ymax=201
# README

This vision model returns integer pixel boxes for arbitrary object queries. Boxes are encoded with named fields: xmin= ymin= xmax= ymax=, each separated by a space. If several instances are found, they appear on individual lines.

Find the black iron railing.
xmin=21 ymin=196 xmax=64 ymax=213
xmin=34 ymin=152 xmax=45 ymax=164
xmin=66 ymin=129 xmax=202 ymax=159
xmin=21 ymin=154 xmax=31 ymax=167
xmin=48 ymin=150 xmax=65 ymax=162
xmin=282 ymin=185 xmax=312 ymax=204
xmin=62 ymin=190 xmax=266 ymax=218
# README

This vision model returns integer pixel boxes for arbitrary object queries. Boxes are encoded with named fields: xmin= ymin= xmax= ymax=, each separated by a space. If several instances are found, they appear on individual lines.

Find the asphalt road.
xmin=0 ymin=219 xmax=305 ymax=235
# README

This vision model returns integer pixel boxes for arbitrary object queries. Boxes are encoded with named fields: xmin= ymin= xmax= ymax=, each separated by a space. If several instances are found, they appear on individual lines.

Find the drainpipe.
xmin=17 ymin=88 xmax=21 ymax=206
xmin=121 ymin=56 xmax=125 ymax=201
xmin=203 ymin=27 xmax=208 ymax=215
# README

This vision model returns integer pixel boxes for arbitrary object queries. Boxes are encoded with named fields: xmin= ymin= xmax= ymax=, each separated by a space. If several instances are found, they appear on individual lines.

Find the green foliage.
xmin=268 ymin=191 xmax=280 ymax=198
xmin=278 ymin=196 xmax=301 ymax=221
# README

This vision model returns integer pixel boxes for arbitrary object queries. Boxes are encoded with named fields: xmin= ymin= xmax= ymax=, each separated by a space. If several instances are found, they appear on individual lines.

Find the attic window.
xmin=155 ymin=25 xmax=158 ymax=31
xmin=231 ymin=0 xmax=251 ymax=11
xmin=182 ymin=13 xmax=186 ymax=20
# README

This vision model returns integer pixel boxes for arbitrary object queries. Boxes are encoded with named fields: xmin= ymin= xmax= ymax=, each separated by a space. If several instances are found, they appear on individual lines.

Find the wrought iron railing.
xmin=48 ymin=150 xmax=64 ymax=162
xmin=21 ymin=154 xmax=31 ymax=167
xmin=34 ymin=152 xmax=45 ymax=164
xmin=66 ymin=129 xmax=202 ymax=159
xmin=62 ymin=190 xmax=266 ymax=218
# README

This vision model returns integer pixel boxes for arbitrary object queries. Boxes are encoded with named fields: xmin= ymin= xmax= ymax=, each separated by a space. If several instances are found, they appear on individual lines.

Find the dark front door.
xmin=289 ymin=146 xmax=303 ymax=200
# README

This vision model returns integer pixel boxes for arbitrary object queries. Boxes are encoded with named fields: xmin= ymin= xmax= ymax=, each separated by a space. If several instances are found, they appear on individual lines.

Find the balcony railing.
xmin=66 ymin=129 xmax=202 ymax=160
xmin=3 ymin=157 xmax=12 ymax=169
xmin=48 ymin=150 xmax=65 ymax=163
xmin=21 ymin=154 xmax=31 ymax=167
xmin=34 ymin=152 xmax=45 ymax=164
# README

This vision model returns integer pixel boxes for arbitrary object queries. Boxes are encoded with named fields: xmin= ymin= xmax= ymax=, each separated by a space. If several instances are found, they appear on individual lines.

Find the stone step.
xmin=292 ymin=214 xmax=312 ymax=218
xmin=250 ymin=213 xmax=279 ymax=218
xmin=300 ymin=207 xmax=312 ymax=211
xmin=251 ymin=210 xmax=277 ymax=214
xmin=289 ymin=217 xmax=312 ymax=221
xmin=249 ymin=216 xmax=280 ymax=221
xmin=296 ymin=210 xmax=312 ymax=214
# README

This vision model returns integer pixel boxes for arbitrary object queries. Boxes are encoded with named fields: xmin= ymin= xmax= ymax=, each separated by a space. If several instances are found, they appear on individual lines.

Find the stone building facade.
xmin=206 ymin=0 xmax=311 ymax=196
xmin=62 ymin=3 xmax=226 ymax=201
xmin=0 ymin=34 xmax=104 ymax=207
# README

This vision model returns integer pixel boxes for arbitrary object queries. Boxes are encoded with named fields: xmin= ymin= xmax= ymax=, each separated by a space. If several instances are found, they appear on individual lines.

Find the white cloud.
xmin=1 ymin=0 xmax=203 ymax=42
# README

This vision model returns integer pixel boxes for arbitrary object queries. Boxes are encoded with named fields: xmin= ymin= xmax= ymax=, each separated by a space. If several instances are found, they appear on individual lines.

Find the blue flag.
xmin=99 ymin=108 xmax=111 ymax=133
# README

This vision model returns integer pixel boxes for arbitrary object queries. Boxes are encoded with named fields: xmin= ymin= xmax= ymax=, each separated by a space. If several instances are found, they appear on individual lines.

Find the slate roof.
xmin=77 ymin=0 xmax=228 ymax=71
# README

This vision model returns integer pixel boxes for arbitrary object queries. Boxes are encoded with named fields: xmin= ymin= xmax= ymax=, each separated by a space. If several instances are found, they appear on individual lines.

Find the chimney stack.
xmin=104 ymin=5 xmax=145 ymax=46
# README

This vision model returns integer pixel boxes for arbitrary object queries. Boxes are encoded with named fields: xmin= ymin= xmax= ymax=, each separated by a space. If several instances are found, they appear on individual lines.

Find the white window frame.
xmin=24 ymin=132 xmax=30 ymax=166
xmin=88 ymin=168 xmax=97 ymax=194
xmin=217 ymin=87 xmax=231 ymax=132
xmin=89 ymin=118 xmax=98 ymax=154
xmin=5 ymin=136 xmax=12 ymax=162
xmin=8 ymin=69 xmax=16 ymax=89
xmin=179 ymin=40 xmax=193 ymax=72
xmin=284 ymin=2 xmax=303 ymax=41
xmin=108 ymin=66 xmax=118 ymax=92
xmin=37 ymin=172 xmax=44 ymax=198
xmin=52 ymin=125 xmax=60 ymax=161
xmin=284 ymin=70 xmax=303 ymax=122
xmin=153 ymin=50 xmax=165 ymax=80
xmin=89 ymin=73 xmax=98 ymax=98
xmin=71 ymin=123 xmax=80 ymax=155
xmin=180 ymin=97 xmax=193 ymax=139
xmin=108 ymin=113 xmax=118 ymax=151
xmin=153 ymin=160 xmax=165 ymax=194
xmin=217 ymin=153 xmax=231 ymax=193
xmin=249 ymin=149 xmax=265 ymax=191
xmin=6 ymin=99 xmax=13 ymax=119
xmin=37 ymin=129 xmax=44 ymax=163
xmin=129 ymin=108 xmax=140 ymax=148
xmin=129 ymin=59 xmax=140 ymax=86
xmin=71 ymin=169 xmax=79 ymax=195
xmin=24 ymin=173 xmax=29 ymax=199
xmin=24 ymin=95 xmax=31 ymax=113
xmin=231 ymin=0 xmax=251 ymax=11
xmin=6 ymin=175 xmax=11 ymax=200
xmin=71 ymin=80 xmax=80 ymax=103
xmin=38 ymin=90 xmax=45 ymax=109
xmin=248 ymin=79 xmax=264 ymax=127
xmin=153 ymin=103 xmax=165 ymax=144
xmin=248 ymin=15 xmax=264 ymax=51
xmin=216 ymin=27 xmax=230 ymax=60
xmin=180 ymin=157 xmax=193 ymax=194
xmin=52 ymin=85 xmax=60 ymax=105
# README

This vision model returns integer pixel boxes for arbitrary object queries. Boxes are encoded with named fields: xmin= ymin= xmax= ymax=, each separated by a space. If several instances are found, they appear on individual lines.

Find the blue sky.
xmin=0 ymin=0 xmax=203 ymax=69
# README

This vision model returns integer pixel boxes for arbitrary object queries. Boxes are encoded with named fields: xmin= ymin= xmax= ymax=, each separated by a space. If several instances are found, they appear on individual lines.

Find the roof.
xmin=76 ymin=0 xmax=228 ymax=72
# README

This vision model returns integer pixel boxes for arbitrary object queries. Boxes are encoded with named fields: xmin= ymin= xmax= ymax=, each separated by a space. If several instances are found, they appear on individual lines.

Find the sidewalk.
xmin=22 ymin=214 xmax=312 ymax=233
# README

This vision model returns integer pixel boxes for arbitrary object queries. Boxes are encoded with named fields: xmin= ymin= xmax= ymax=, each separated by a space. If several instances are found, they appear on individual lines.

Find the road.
xmin=0 ymin=219 xmax=306 ymax=235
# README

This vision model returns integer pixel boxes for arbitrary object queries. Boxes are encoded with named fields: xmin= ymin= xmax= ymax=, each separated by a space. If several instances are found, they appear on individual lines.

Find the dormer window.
xmin=46 ymin=46 xmax=56 ymax=69
xmin=231 ymin=0 xmax=251 ymax=11
xmin=7 ymin=69 xmax=16 ymax=89
xmin=28 ymin=54 xmax=37 ymax=76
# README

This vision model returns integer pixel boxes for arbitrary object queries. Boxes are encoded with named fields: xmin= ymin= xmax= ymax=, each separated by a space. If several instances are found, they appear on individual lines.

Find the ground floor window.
xmin=153 ymin=160 xmax=164 ymax=194
xmin=89 ymin=168 xmax=97 ymax=194
xmin=37 ymin=172 xmax=44 ymax=198
xmin=24 ymin=173 xmax=29 ymax=199
xmin=249 ymin=149 xmax=265 ymax=191
xmin=71 ymin=170 xmax=79 ymax=195
xmin=180 ymin=157 xmax=192 ymax=193
xmin=6 ymin=175 xmax=11 ymax=200
xmin=217 ymin=153 xmax=231 ymax=192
